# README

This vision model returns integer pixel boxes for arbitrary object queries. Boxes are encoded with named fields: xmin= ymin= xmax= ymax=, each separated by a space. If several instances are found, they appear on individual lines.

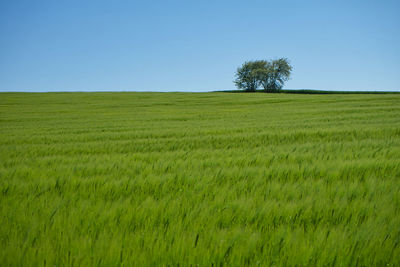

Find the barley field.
xmin=0 ymin=92 xmax=399 ymax=266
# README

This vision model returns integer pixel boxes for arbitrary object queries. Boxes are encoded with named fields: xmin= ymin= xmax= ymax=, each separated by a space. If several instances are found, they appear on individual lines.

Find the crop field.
xmin=1 ymin=92 xmax=400 ymax=266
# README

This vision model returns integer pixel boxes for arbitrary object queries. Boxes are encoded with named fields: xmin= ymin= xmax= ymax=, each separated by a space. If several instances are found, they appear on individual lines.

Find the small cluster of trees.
xmin=234 ymin=58 xmax=292 ymax=92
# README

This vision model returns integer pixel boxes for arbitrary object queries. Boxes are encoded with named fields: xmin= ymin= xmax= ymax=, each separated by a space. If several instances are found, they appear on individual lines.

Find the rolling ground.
xmin=0 ymin=92 xmax=399 ymax=265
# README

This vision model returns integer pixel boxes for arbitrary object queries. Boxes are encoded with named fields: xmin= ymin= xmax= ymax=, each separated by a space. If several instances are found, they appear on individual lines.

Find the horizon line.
xmin=1 ymin=88 xmax=400 ymax=93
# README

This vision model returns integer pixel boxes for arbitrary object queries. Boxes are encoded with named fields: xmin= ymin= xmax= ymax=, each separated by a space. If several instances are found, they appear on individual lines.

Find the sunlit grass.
xmin=1 ymin=92 xmax=399 ymax=265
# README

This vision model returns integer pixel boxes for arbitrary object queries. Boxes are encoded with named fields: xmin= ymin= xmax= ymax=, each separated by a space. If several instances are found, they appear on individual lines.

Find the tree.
xmin=234 ymin=58 xmax=292 ymax=92
xmin=260 ymin=58 xmax=292 ymax=92
xmin=234 ymin=60 xmax=267 ymax=92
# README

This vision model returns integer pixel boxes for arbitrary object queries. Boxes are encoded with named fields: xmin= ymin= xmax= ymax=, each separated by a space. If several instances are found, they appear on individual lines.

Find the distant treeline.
xmin=216 ymin=89 xmax=400 ymax=94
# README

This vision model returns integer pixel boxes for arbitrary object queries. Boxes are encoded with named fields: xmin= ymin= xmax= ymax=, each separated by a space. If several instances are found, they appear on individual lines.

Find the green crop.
xmin=1 ymin=92 xmax=399 ymax=266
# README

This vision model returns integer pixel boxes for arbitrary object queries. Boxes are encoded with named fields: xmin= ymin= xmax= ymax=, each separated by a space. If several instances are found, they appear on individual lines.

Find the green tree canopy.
xmin=234 ymin=60 xmax=267 ymax=92
xmin=234 ymin=58 xmax=292 ymax=92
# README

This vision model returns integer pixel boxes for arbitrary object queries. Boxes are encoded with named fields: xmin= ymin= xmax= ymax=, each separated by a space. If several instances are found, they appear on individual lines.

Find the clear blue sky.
xmin=1 ymin=0 xmax=399 ymax=92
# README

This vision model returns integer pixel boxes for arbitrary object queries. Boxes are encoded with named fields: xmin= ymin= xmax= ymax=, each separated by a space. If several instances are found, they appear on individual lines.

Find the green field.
xmin=1 ymin=92 xmax=399 ymax=266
